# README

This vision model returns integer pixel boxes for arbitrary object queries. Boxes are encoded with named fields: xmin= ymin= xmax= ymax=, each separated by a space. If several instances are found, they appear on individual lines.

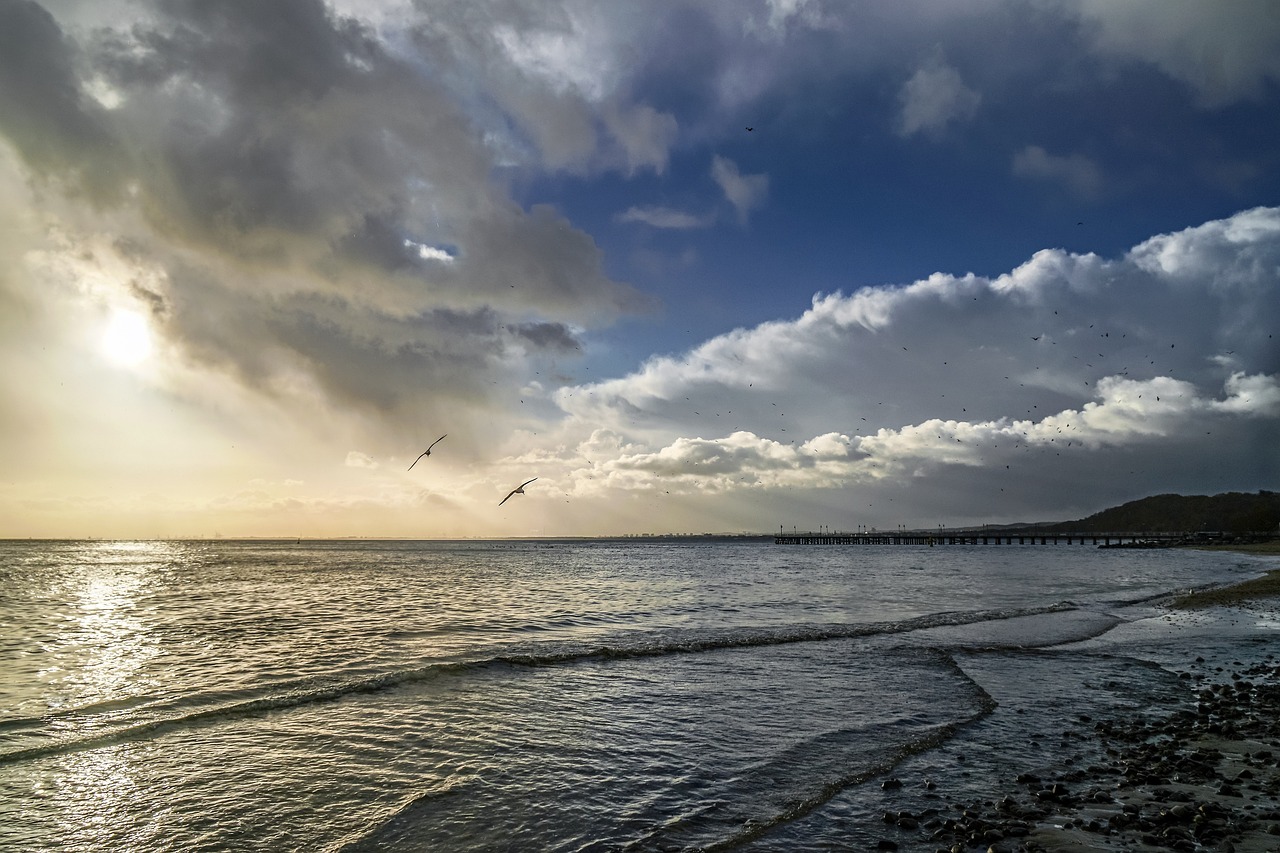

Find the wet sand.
xmin=1184 ymin=542 xmax=1280 ymax=556
xmin=1171 ymin=570 xmax=1280 ymax=610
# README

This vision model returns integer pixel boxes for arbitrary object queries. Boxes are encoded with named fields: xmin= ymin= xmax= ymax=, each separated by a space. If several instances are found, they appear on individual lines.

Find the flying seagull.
xmin=408 ymin=434 xmax=447 ymax=470
xmin=499 ymin=478 xmax=538 ymax=506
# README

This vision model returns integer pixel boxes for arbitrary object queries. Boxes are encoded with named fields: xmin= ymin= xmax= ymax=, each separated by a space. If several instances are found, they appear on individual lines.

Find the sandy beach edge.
xmin=1171 ymin=541 xmax=1280 ymax=609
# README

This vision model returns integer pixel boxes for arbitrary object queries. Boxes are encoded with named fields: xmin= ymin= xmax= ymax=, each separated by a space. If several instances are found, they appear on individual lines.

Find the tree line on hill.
xmin=1041 ymin=491 xmax=1280 ymax=534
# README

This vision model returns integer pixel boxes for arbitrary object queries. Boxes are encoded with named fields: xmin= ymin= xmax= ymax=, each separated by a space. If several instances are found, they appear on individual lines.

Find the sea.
xmin=1 ymin=538 xmax=1277 ymax=852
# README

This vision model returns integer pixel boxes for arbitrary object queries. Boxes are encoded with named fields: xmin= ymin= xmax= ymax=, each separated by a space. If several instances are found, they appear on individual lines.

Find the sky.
xmin=1 ymin=0 xmax=1278 ymax=539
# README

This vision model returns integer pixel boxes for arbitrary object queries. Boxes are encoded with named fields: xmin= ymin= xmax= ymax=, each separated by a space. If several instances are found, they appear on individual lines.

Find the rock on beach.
xmin=871 ymin=657 xmax=1280 ymax=853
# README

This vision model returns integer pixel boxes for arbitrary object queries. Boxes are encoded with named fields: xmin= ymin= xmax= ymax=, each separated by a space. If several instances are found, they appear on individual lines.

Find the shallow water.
xmin=0 ymin=539 xmax=1275 ymax=851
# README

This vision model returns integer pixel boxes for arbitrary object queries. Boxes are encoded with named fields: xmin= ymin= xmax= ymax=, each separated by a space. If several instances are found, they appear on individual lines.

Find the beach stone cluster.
xmin=873 ymin=657 xmax=1280 ymax=852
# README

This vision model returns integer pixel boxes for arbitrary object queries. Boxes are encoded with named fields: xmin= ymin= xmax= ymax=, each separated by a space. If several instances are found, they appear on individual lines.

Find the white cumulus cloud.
xmin=542 ymin=206 xmax=1280 ymax=518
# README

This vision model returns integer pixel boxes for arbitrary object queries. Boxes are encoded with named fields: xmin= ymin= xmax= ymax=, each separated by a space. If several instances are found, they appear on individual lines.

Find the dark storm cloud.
xmin=510 ymin=321 xmax=579 ymax=352
xmin=161 ymin=260 xmax=513 ymax=415
xmin=0 ymin=0 xmax=652 ymax=435
xmin=80 ymin=0 xmax=647 ymax=318
xmin=262 ymin=301 xmax=493 ymax=414
xmin=461 ymin=203 xmax=653 ymax=318
xmin=144 ymin=0 xmax=376 ymax=104
xmin=337 ymin=213 xmax=432 ymax=273
xmin=126 ymin=280 xmax=167 ymax=318
xmin=89 ymin=1 xmax=438 ymax=248
xmin=0 ymin=0 xmax=121 ymax=197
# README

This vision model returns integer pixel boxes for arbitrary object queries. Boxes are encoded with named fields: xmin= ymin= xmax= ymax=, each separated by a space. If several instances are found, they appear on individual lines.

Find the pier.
xmin=773 ymin=530 xmax=1199 ymax=546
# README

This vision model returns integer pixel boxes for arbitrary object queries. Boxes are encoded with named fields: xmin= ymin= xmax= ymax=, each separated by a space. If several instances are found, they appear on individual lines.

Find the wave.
xmin=332 ymin=650 xmax=999 ymax=853
xmin=325 ymin=775 xmax=481 ymax=853
xmin=492 ymin=602 xmax=1079 ymax=665
xmin=0 ymin=602 xmax=1072 ymax=767
xmin=640 ymin=650 xmax=998 ymax=852
xmin=697 ymin=717 xmax=984 ymax=853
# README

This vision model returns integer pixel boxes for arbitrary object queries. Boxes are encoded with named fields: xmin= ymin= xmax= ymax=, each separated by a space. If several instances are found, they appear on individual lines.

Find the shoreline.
xmin=883 ymin=659 xmax=1280 ymax=853
xmin=865 ymin=549 xmax=1280 ymax=853
xmin=1171 ymin=542 xmax=1280 ymax=609
xmin=1183 ymin=542 xmax=1280 ymax=556
xmin=1170 ymin=570 xmax=1280 ymax=610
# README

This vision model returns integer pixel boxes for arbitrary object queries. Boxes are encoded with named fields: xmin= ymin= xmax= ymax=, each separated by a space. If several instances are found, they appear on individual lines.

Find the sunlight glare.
xmin=101 ymin=309 xmax=153 ymax=367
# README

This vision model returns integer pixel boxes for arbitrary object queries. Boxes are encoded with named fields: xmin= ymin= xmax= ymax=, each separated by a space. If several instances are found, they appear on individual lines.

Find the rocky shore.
xmin=864 ymin=563 xmax=1280 ymax=853
xmin=870 ymin=657 xmax=1280 ymax=852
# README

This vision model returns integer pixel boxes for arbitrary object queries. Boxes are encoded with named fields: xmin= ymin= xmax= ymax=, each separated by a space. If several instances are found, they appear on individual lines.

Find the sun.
xmin=101 ymin=309 xmax=154 ymax=367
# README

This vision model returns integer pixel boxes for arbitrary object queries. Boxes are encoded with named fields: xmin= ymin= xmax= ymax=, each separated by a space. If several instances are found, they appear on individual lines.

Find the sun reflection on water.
xmin=49 ymin=745 xmax=146 ymax=851
xmin=1 ymin=543 xmax=181 ymax=850
xmin=42 ymin=542 xmax=166 ymax=720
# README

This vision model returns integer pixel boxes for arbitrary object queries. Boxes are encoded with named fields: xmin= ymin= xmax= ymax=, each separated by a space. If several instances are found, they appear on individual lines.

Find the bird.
xmin=745 ymin=126 xmax=754 ymax=131
xmin=408 ymin=434 xmax=447 ymax=470
xmin=499 ymin=478 xmax=538 ymax=506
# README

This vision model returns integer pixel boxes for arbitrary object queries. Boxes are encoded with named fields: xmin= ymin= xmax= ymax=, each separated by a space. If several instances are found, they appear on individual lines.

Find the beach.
xmin=863 ymin=658 xmax=1280 ymax=853
xmin=857 ymin=548 xmax=1280 ymax=853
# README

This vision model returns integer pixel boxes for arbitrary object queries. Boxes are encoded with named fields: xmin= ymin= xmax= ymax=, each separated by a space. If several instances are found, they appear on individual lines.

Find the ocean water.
xmin=1 ymin=539 xmax=1277 ymax=852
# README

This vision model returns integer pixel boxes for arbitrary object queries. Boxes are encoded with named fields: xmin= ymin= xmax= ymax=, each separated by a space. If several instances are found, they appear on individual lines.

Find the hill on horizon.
xmin=1042 ymin=490 xmax=1280 ymax=534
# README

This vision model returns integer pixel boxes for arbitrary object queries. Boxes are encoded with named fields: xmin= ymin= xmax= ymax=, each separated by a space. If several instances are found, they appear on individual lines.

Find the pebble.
xmin=860 ymin=660 xmax=1280 ymax=852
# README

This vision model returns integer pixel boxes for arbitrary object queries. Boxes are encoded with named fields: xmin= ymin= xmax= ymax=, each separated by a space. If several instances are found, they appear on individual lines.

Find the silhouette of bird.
xmin=745 ymin=127 xmax=754 ymax=131
xmin=408 ymin=434 xmax=447 ymax=470
xmin=499 ymin=478 xmax=538 ymax=506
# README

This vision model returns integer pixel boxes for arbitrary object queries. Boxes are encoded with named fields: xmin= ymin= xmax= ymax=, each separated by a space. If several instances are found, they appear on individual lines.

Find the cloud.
xmin=407 ymin=241 xmax=456 ymax=263
xmin=548 ymin=206 xmax=1280 ymax=516
xmin=1012 ymin=145 xmax=1104 ymax=199
xmin=509 ymin=321 xmax=582 ymax=352
xmin=751 ymin=0 xmax=827 ymax=36
xmin=345 ymin=451 xmax=379 ymax=469
xmin=511 ymin=366 xmax=1279 ymax=526
xmin=1127 ymin=204 xmax=1280 ymax=285
xmin=618 ymin=153 xmax=768 ymax=231
xmin=3 ymin=1 xmax=1279 ymax=537
xmin=0 ymin=0 xmax=123 ymax=199
xmin=0 ymin=0 xmax=660 ymax=453
xmin=616 ymin=206 xmax=713 ymax=229
xmin=711 ymin=155 xmax=769 ymax=223
xmin=557 ymin=372 xmax=1279 ymax=496
xmin=1067 ymin=0 xmax=1280 ymax=107
xmin=602 ymin=102 xmax=679 ymax=174
xmin=896 ymin=57 xmax=981 ymax=137
xmin=493 ymin=12 xmax=613 ymax=101
xmin=422 ymin=3 xmax=679 ymax=174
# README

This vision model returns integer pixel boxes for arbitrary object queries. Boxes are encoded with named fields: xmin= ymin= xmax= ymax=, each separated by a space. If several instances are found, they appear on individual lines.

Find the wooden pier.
xmin=773 ymin=530 xmax=1194 ymax=546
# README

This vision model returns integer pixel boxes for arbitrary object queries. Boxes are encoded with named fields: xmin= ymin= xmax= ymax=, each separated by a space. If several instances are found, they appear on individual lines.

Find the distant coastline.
xmin=7 ymin=489 xmax=1277 ymax=543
